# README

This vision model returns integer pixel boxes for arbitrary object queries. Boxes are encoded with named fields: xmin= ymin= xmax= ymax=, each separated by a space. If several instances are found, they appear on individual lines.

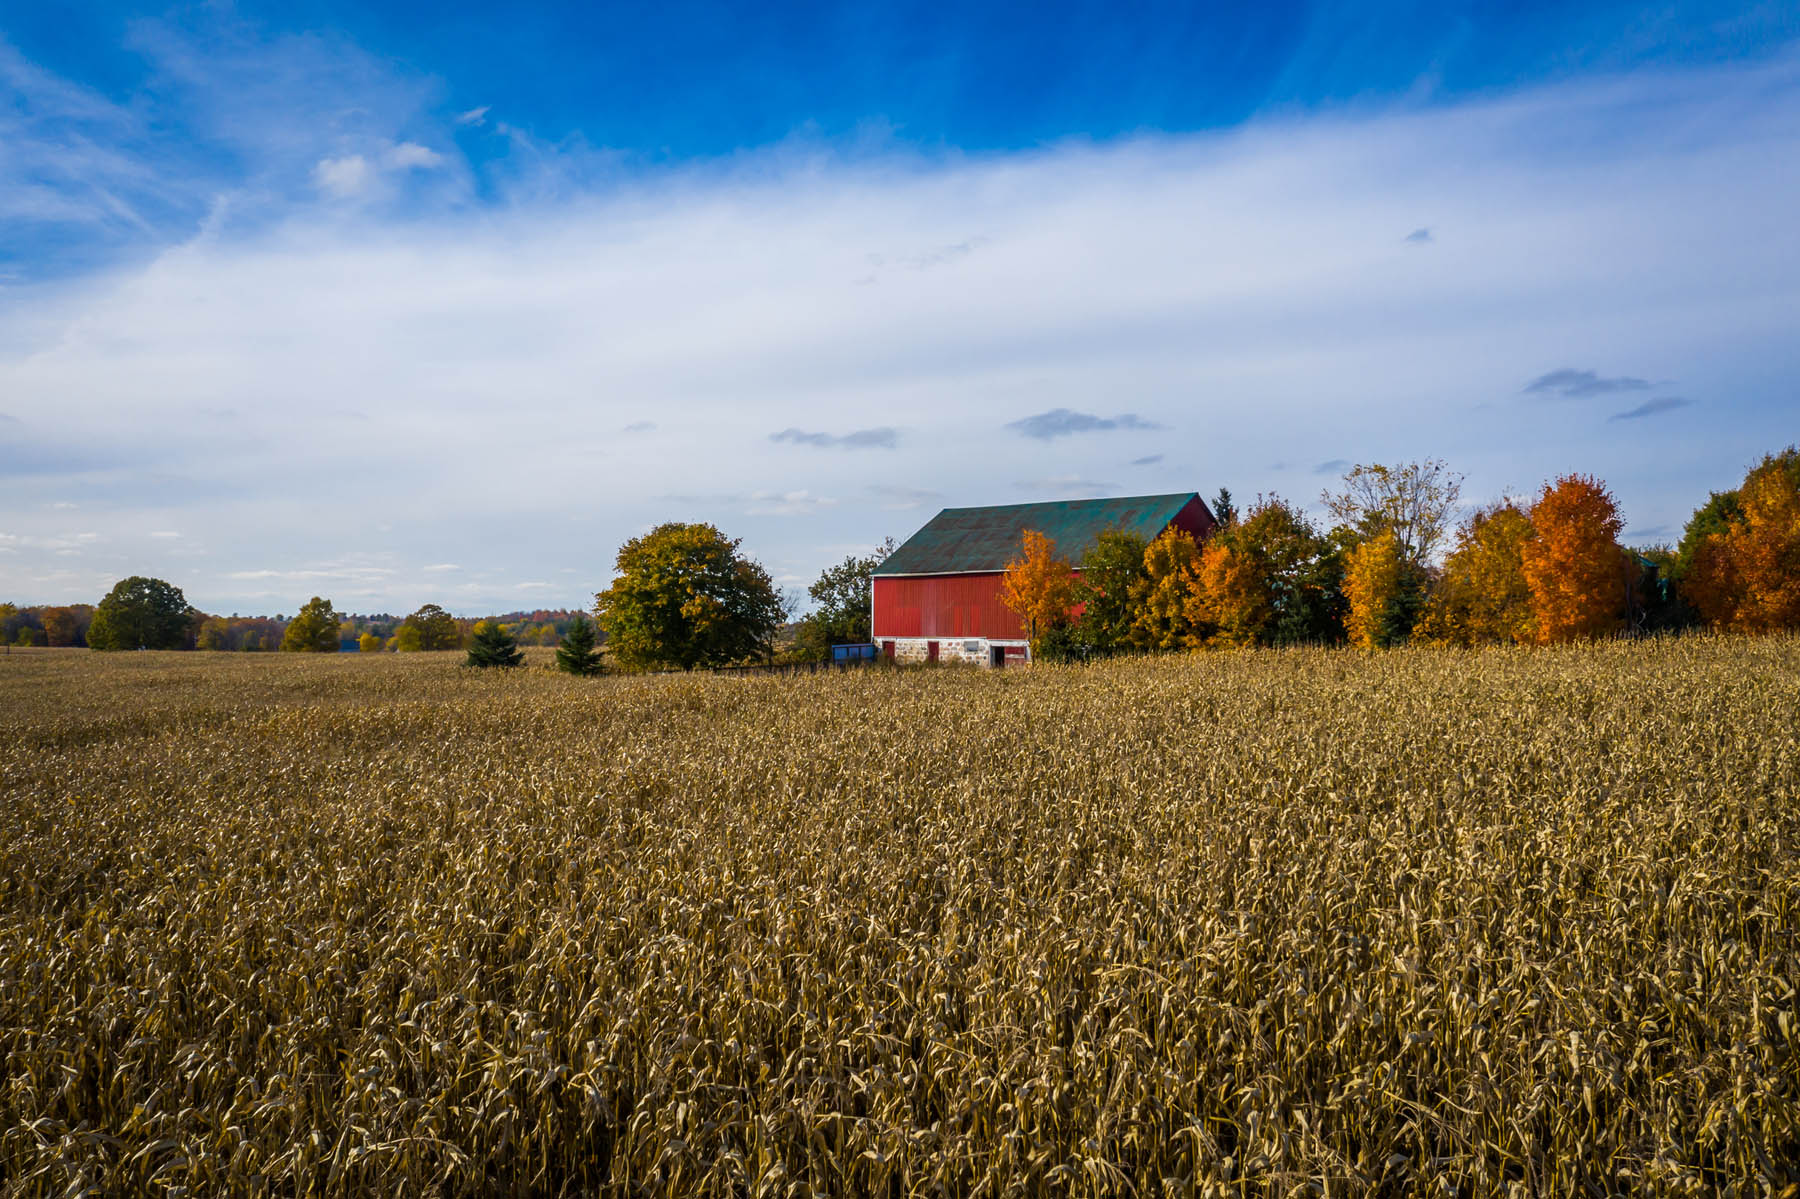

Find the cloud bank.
xmin=2 ymin=41 xmax=1798 ymax=609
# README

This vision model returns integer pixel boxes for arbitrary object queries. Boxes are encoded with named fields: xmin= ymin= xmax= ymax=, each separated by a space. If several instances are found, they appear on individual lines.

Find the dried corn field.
xmin=2 ymin=640 xmax=1798 ymax=1198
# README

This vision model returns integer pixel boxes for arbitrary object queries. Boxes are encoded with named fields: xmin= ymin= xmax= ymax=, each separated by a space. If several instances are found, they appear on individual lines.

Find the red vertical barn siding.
xmin=873 ymin=574 xmax=1033 ymax=640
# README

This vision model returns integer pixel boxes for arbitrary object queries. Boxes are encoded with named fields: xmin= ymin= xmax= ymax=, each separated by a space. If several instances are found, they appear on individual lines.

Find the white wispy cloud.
xmin=313 ymin=154 xmax=372 ymax=197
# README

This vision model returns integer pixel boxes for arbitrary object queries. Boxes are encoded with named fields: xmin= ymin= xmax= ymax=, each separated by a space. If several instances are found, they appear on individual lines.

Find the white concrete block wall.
xmin=884 ymin=637 xmax=1029 ymax=667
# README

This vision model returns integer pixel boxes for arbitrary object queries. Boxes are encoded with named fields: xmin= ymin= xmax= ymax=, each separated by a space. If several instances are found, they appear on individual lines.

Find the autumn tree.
xmin=87 ymin=577 xmax=193 ymax=651
xmin=281 ymin=596 xmax=341 ymax=652
xmin=358 ymin=632 xmax=383 ymax=653
xmin=1191 ymin=538 xmax=1272 ymax=647
xmin=1416 ymin=503 xmax=1535 ymax=645
xmin=1519 ymin=475 xmax=1627 ymax=643
xmin=999 ymin=529 xmax=1076 ymax=653
xmin=40 ymin=607 xmax=79 ymax=647
xmin=596 ymin=522 xmax=785 ymax=670
xmin=400 ymin=603 xmax=461 ymax=651
xmin=196 ymin=618 xmax=230 ymax=651
xmin=1322 ymin=459 xmax=1464 ymax=567
xmin=466 ymin=619 xmax=524 ymax=668
xmin=1192 ymin=497 xmax=1344 ymax=647
xmin=555 ymin=612 xmax=604 ymax=676
xmin=1343 ymin=530 xmax=1410 ymax=649
xmin=1682 ymin=448 xmax=1800 ymax=631
xmin=1128 ymin=528 xmax=1204 ymax=650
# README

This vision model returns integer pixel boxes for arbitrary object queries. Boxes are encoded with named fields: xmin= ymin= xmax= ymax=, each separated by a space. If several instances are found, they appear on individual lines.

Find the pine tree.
xmin=465 ymin=619 xmax=524 ymax=668
xmin=555 ymin=613 xmax=604 ymax=676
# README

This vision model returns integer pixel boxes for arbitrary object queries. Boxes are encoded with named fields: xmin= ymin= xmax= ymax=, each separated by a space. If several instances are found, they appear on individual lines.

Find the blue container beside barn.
xmin=831 ymin=643 xmax=879 ymax=664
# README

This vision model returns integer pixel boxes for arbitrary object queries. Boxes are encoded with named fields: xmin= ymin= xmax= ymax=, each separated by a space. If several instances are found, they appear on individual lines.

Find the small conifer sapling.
xmin=465 ymin=620 xmax=524 ymax=668
xmin=555 ymin=613 xmax=604 ymax=676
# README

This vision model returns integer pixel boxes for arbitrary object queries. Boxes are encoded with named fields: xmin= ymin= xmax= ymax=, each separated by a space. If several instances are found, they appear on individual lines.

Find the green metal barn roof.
xmin=874 ymin=493 xmax=1201 ymax=575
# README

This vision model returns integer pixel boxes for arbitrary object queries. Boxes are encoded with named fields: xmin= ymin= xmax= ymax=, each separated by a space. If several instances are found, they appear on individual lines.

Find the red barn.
xmin=871 ymin=492 xmax=1216 ymax=666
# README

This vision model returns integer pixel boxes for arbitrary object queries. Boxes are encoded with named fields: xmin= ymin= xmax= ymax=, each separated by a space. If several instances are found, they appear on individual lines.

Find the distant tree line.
xmin=1003 ymin=449 xmax=1800 ymax=659
xmin=0 ymin=603 xmax=95 ymax=647
xmin=19 ymin=448 xmax=1793 ymax=669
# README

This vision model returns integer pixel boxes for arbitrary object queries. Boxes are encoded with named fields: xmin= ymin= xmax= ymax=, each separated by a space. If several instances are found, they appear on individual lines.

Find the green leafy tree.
xmin=87 ymin=576 xmax=194 ymax=651
xmin=466 ymin=618 xmax=524 ymax=668
xmin=795 ymin=538 xmax=895 ymax=658
xmin=401 ymin=603 xmax=461 ymax=651
xmin=1071 ymin=529 xmax=1149 ymax=654
xmin=1226 ymin=498 xmax=1347 ymax=645
xmin=595 ymin=522 xmax=785 ymax=670
xmin=554 ymin=613 xmax=604 ymax=676
xmin=280 ymin=597 xmax=340 ymax=652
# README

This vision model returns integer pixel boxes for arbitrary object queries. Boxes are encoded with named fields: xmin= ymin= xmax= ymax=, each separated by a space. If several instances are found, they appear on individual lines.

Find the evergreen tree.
xmin=555 ymin=613 xmax=604 ymax=675
xmin=465 ymin=619 xmax=524 ymax=668
xmin=1210 ymin=487 xmax=1236 ymax=528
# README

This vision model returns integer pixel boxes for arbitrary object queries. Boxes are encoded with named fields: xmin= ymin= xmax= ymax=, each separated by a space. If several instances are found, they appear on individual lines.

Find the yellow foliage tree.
xmin=1192 ymin=539 xmax=1272 ymax=648
xmin=999 ymin=529 xmax=1075 ymax=650
xmin=280 ymin=596 xmax=341 ymax=653
xmin=1519 ymin=475 xmax=1625 ymax=643
xmin=1128 ymin=528 xmax=1203 ymax=650
xmin=1344 ymin=530 xmax=1406 ymax=650
xmin=1684 ymin=449 xmax=1800 ymax=632
xmin=1416 ymin=503 xmax=1536 ymax=646
xmin=358 ymin=632 xmax=383 ymax=653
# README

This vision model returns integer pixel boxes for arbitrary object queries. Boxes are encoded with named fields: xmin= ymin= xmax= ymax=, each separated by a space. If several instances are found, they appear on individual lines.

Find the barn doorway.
xmin=926 ymin=640 xmax=939 ymax=663
xmin=990 ymin=645 xmax=1005 ymax=668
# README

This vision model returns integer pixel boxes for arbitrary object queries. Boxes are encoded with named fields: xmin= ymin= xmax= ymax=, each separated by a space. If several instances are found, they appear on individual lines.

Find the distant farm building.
xmin=872 ymin=493 xmax=1216 ymax=666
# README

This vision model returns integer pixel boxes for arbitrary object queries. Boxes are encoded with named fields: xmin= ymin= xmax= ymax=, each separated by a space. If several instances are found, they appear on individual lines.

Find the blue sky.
xmin=2 ymin=1 xmax=1797 ymax=612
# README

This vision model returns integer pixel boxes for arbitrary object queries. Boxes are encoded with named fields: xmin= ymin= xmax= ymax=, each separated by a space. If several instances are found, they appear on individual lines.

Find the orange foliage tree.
xmin=1191 ymin=539 xmax=1273 ymax=648
xmin=1416 ymin=503 xmax=1536 ymax=646
xmin=1683 ymin=449 xmax=1800 ymax=631
xmin=999 ymin=529 xmax=1076 ymax=650
xmin=1128 ymin=528 xmax=1204 ymax=650
xmin=1343 ymin=530 xmax=1406 ymax=650
xmin=1519 ymin=475 xmax=1626 ymax=643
